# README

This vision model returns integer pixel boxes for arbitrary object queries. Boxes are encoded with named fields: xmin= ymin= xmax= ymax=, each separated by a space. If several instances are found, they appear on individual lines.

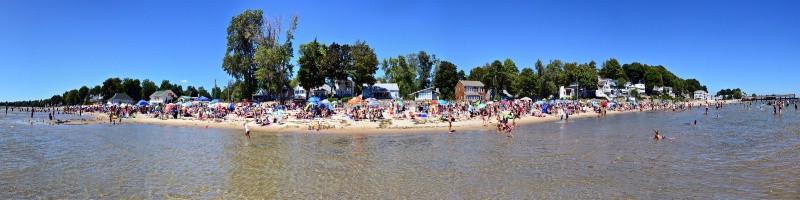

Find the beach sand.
xmin=84 ymin=108 xmax=638 ymax=134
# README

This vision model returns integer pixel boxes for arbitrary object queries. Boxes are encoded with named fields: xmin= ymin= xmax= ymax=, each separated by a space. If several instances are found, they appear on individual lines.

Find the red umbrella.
xmin=601 ymin=101 xmax=608 ymax=107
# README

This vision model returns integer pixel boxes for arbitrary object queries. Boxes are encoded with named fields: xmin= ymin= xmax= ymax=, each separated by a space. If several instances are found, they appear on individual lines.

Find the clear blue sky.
xmin=2 ymin=0 xmax=798 ymax=102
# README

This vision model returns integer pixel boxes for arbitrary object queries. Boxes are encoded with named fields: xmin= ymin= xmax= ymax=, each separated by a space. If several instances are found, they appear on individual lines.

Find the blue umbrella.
xmin=663 ymin=100 xmax=669 ymax=103
xmin=182 ymin=102 xmax=192 ymax=107
xmin=135 ymin=100 xmax=149 ymax=106
xmin=197 ymin=96 xmax=210 ymax=101
xmin=308 ymin=97 xmax=321 ymax=104
xmin=367 ymin=101 xmax=380 ymax=107
xmin=437 ymin=100 xmax=449 ymax=105
xmin=476 ymin=103 xmax=487 ymax=109
xmin=210 ymin=99 xmax=220 ymax=104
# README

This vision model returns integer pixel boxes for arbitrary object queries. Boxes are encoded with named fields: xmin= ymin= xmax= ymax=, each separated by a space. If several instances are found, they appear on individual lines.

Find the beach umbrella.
xmin=308 ymin=96 xmax=321 ymax=105
xmin=197 ymin=96 xmax=210 ymax=101
xmin=396 ymin=101 xmax=404 ymax=106
xmin=437 ymin=100 xmax=448 ymax=105
xmin=252 ymin=103 xmax=259 ymax=106
xmin=319 ymin=103 xmax=327 ymax=109
xmin=431 ymin=99 xmax=438 ymax=105
xmin=214 ymin=103 xmax=223 ymax=109
xmin=136 ymin=100 xmax=149 ymax=106
xmin=182 ymin=102 xmax=192 ymax=107
xmin=367 ymin=101 xmax=380 ymax=107
xmin=305 ymin=103 xmax=312 ymax=111
xmin=476 ymin=103 xmax=487 ymax=109
xmin=520 ymin=97 xmax=532 ymax=101
xmin=210 ymin=99 xmax=220 ymax=104
xmin=663 ymin=99 xmax=669 ymax=103
xmin=321 ymin=99 xmax=330 ymax=105
xmin=348 ymin=97 xmax=361 ymax=105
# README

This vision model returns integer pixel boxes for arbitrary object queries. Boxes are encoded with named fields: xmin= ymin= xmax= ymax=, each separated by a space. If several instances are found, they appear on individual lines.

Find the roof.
xmin=459 ymin=80 xmax=484 ymax=87
xmin=108 ymin=93 xmax=133 ymax=101
xmin=363 ymin=83 xmax=399 ymax=91
xmin=149 ymin=90 xmax=175 ymax=97
xmin=409 ymin=87 xmax=439 ymax=95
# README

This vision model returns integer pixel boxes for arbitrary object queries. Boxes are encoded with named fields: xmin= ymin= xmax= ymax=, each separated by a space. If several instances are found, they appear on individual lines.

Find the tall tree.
xmin=297 ymin=39 xmax=327 ymax=98
xmin=457 ymin=70 xmax=466 ymax=80
xmin=140 ymin=79 xmax=158 ymax=101
xmin=211 ymin=86 xmax=222 ymax=99
xmin=515 ymin=67 xmax=540 ymax=97
xmin=348 ymin=40 xmax=379 ymax=95
xmin=101 ymin=78 xmax=123 ymax=101
xmin=322 ymin=42 xmax=350 ymax=95
xmin=381 ymin=55 xmax=416 ymax=99
xmin=198 ymin=86 xmax=211 ymax=98
xmin=535 ymin=59 xmax=545 ymax=96
xmin=467 ymin=65 xmax=486 ymax=81
xmin=223 ymin=9 xmax=265 ymax=100
xmin=540 ymin=60 xmax=564 ymax=98
xmin=122 ymin=78 xmax=142 ymax=101
xmin=433 ymin=61 xmax=458 ymax=100
xmin=254 ymin=14 xmax=298 ymax=103
xmin=599 ymin=58 xmax=624 ymax=80
xmin=622 ymin=62 xmax=646 ymax=84
xmin=413 ymin=51 xmax=437 ymax=90
xmin=159 ymin=80 xmax=172 ymax=91
xmin=78 ymin=86 xmax=89 ymax=105
xmin=500 ymin=58 xmax=520 ymax=96
xmin=184 ymin=86 xmax=198 ymax=97
xmin=643 ymin=67 xmax=663 ymax=94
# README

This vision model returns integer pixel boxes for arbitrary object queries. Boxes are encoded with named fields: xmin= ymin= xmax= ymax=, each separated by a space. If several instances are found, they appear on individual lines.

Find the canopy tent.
xmin=197 ymin=96 xmax=211 ymax=101
xmin=135 ymin=100 xmax=149 ymax=106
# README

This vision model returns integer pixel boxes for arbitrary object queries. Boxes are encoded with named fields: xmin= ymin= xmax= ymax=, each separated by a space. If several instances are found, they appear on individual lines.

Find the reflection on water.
xmin=1 ymin=105 xmax=799 ymax=198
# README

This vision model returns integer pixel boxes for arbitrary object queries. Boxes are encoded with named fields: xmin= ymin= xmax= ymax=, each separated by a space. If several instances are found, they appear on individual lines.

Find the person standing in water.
xmin=244 ymin=124 xmax=251 ymax=139
xmin=31 ymin=108 xmax=34 ymax=118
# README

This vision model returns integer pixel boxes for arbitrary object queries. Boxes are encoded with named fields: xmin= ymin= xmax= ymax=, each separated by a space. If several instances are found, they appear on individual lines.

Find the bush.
xmin=327 ymin=97 xmax=338 ymax=102
xmin=339 ymin=97 xmax=352 ymax=103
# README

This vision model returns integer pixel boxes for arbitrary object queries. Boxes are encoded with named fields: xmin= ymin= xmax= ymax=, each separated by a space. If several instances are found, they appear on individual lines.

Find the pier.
xmin=742 ymin=94 xmax=796 ymax=101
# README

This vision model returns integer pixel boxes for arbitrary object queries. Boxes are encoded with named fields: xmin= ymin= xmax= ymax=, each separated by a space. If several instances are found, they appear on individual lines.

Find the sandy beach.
xmin=81 ymin=107 xmax=639 ymax=134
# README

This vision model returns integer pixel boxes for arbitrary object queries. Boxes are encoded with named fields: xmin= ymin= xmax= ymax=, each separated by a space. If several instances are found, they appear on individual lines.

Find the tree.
xmin=515 ymin=67 xmax=539 ymax=97
xmin=599 ymin=58 xmax=624 ymax=80
xmin=349 ymin=40 xmax=379 ymax=94
xmin=198 ymin=86 xmax=211 ymax=98
xmin=685 ymin=79 xmax=702 ymax=94
xmin=65 ymin=89 xmax=79 ymax=105
xmin=101 ymin=78 xmax=123 ymax=101
xmin=212 ymin=86 xmax=221 ymax=99
xmin=413 ymin=51 xmax=437 ymax=90
xmin=141 ymin=79 xmax=158 ymax=101
xmin=172 ymin=84 xmax=183 ymax=98
xmin=322 ymin=42 xmax=350 ymax=96
xmin=78 ymin=86 xmax=89 ymax=105
xmin=159 ymin=80 xmax=172 ymax=91
xmin=433 ymin=61 xmax=458 ymax=100
xmin=457 ymin=70 xmax=466 ymax=80
xmin=122 ymin=78 xmax=142 ymax=101
xmin=540 ymin=60 xmax=564 ymax=98
xmin=487 ymin=60 xmax=503 ymax=99
xmin=223 ymin=10 xmax=264 ymax=100
xmin=535 ymin=59 xmax=545 ymax=96
xmin=381 ymin=55 xmax=416 ymax=99
xmin=297 ymin=39 xmax=327 ymax=99
xmin=622 ymin=62 xmax=647 ymax=84
xmin=467 ymin=65 xmax=486 ymax=81
xmin=643 ymin=67 xmax=663 ymax=94
xmin=50 ymin=95 xmax=63 ymax=106
xmin=254 ymin=14 xmax=298 ymax=103
xmin=184 ymin=86 xmax=198 ymax=97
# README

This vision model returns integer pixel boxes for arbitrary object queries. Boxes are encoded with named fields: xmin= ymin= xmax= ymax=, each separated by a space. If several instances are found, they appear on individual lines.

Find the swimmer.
xmin=244 ymin=124 xmax=250 ymax=139
xmin=693 ymin=120 xmax=697 ymax=125
xmin=654 ymin=131 xmax=664 ymax=140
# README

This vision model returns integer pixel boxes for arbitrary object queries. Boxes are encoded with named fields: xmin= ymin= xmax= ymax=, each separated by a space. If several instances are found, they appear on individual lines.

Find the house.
xmin=362 ymin=83 xmax=400 ymax=99
xmin=148 ymin=90 xmax=176 ymax=105
xmin=89 ymin=94 xmax=104 ymax=103
xmin=333 ymin=79 xmax=354 ymax=98
xmin=694 ymin=90 xmax=712 ymax=101
xmin=293 ymin=84 xmax=332 ymax=100
xmin=595 ymin=76 xmax=618 ymax=100
xmin=559 ymin=86 xmax=574 ymax=100
xmin=107 ymin=93 xmax=134 ymax=104
xmin=455 ymin=80 xmax=485 ymax=101
xmin=253 ymin=89 xmax=271 ymax=102
xmin=178 ymin=96 xmax=194 ymax=103
xmin=410 ymin=87 xmax=439 ymax=101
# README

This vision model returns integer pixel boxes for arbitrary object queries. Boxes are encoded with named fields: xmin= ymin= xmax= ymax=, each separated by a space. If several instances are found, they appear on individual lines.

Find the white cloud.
xmin=181 ymin=80 xmax=188 ymax=83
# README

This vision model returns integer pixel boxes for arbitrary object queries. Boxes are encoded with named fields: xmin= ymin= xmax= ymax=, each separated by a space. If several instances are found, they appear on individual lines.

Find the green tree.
xmin=622 ymin=62 xmax=647 ymax=84
xmin=457 ymin=70 xmax=466 ymax=80
xmin=101 ymin=77 xmax=123 ymax=101
xmin=433 ymin=61 xmax=458 ymax=100
xmin=643 ymin=67 xmax=663 ymax=94
xmin=487 ymin=60 xmax=503 ymax=99
xmin=322 ymin=42 xmax=350 ymax=96
xmin=413 ymin=51 xmax=437 ymax=90
xmin=141 ymin=79 xmax=158 ymax=101
xmin=122 ymin=78 xmax=142 ymax=101
xmin=297 ymin=39 xmax=327 ymax=98
xmin=500 ymin=58 xmax=520 ymax=96
xmin=211 ymin=86 xmax=222 ymax=99
xmin=65 ymin=89 xmax=79 ymax=105
xmin=599 ymin=58 xmax=624 ymax=81
xmin=78 ymin=86 xmax=89 ymax=105
xmin=198 ymin=86 xmax=211 ymax=98
xmin=540 ymin=60 xmax=564 ymax=98
xmin=254 ymin=14 xmax=298 ymax=103
xmin=50 ymin=95 xmax=63 ymax=106
xmin=467 ymin=65 xmax=487 ymax=81
xmin=515 ymin=67 xmax=540 ymax=97
xmin=381 ymin=55 xmax=416 ymax=99
xmin=223 ymin=9 xmax=271 ymax=100
xmin=159 ymin=80 xmax=172 ymax=91
xmin=172 ymin=84 xmax=183 ymax=98
xmin=184 ymin=86 xmax=198 ymax=97
xmin=348 ymin=40 xmax=379 ymax=95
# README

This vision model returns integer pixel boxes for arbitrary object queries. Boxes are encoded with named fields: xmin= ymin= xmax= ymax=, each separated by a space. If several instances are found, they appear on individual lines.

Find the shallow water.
xmin=1 ymin=104 xmax=799 ymax=198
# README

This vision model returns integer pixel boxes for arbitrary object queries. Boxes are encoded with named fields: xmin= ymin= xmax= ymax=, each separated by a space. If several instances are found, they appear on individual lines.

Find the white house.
xmin=362 ymin=83 xmax=400 ymax=99
xmin=148 ymin=90 xmax=176 ymax=105
xmin=293 ymin=84 xmax=332 ymax=100
xmin=333 ymin=79 xmax=354 ymax=98
xmin=694 ymin=90 xmax=712 ymax=101
xmin=596 ymin=76 xmax=618 ymax=100
xmin=410 ymin=87 xmax=439 ymax=101
xmin=107 ymin=93 xmax=134 ymax=104
xmin=89 ymin=94 xmax=104 ymax=104
xmin=559 ymin=86 xmax=574 ymax=100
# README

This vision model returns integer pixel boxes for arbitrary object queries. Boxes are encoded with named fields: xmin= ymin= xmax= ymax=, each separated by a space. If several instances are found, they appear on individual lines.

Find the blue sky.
xmin=1 ymin=0 xmax=798 ymax=101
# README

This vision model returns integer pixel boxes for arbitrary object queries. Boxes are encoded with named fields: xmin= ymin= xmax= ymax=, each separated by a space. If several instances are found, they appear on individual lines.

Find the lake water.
xmin=1 ymin=104 xmax=798 ymax=198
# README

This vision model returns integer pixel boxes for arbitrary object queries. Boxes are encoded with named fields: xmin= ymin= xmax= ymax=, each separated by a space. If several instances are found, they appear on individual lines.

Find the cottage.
xmin=410 ymin=87 xmax=439 ymax=101
xmin=148 ymin=90 xmax=176 ymax=105
xmin=293 ymin=84 xmax=332 ymax=100
xmin=362 ymin=83 xmax=400 ymax=99
xmin=455 ymin=80 xmax=485 ymax=101
xmin=107 ymin=93 xmax=134 ymax=104
xmin=333 ymin=79 xmax=354 ymax=98
xmin=694 ymin=90 xmax=712 ymax=101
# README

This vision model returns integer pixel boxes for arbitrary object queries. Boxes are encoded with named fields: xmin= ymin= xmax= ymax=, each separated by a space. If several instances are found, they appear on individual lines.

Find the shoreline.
xmin=81 ymin=108 xmax=639 ymax=134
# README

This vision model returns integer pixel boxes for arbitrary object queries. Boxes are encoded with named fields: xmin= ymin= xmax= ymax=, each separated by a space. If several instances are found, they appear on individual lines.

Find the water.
xmin=1 ymin=105 xmax=799 ymax=198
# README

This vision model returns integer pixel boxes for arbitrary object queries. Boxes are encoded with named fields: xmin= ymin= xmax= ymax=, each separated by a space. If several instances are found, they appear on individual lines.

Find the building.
xmin=89 ymin=94 xmax=104 ymax=104
xmin=455 ymin=80 xmax=485 ymax=101
xmin=362 ymin=83 xmax=400 ymax=99
xmin=177 ymin=96 xmax=194 ymax=103
xmin=486 ymin=89 xmax=517 ymax=100
xmin=694 ymin=90 xmax=712 ymax=101
xmin=333 ymin=79 xmax=354 ymax=98
xmin=107 ymin=93 xmax=134 ymax=104
xmin=148 ymin=90 xmax=176 ymax=105
xmin=293 ymin=84 xmax=332 ymax=100
xmin=410 ymin=87 xmax=439 ymax=101
xmin=559 ymin=86 xmax=574 ymax=100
